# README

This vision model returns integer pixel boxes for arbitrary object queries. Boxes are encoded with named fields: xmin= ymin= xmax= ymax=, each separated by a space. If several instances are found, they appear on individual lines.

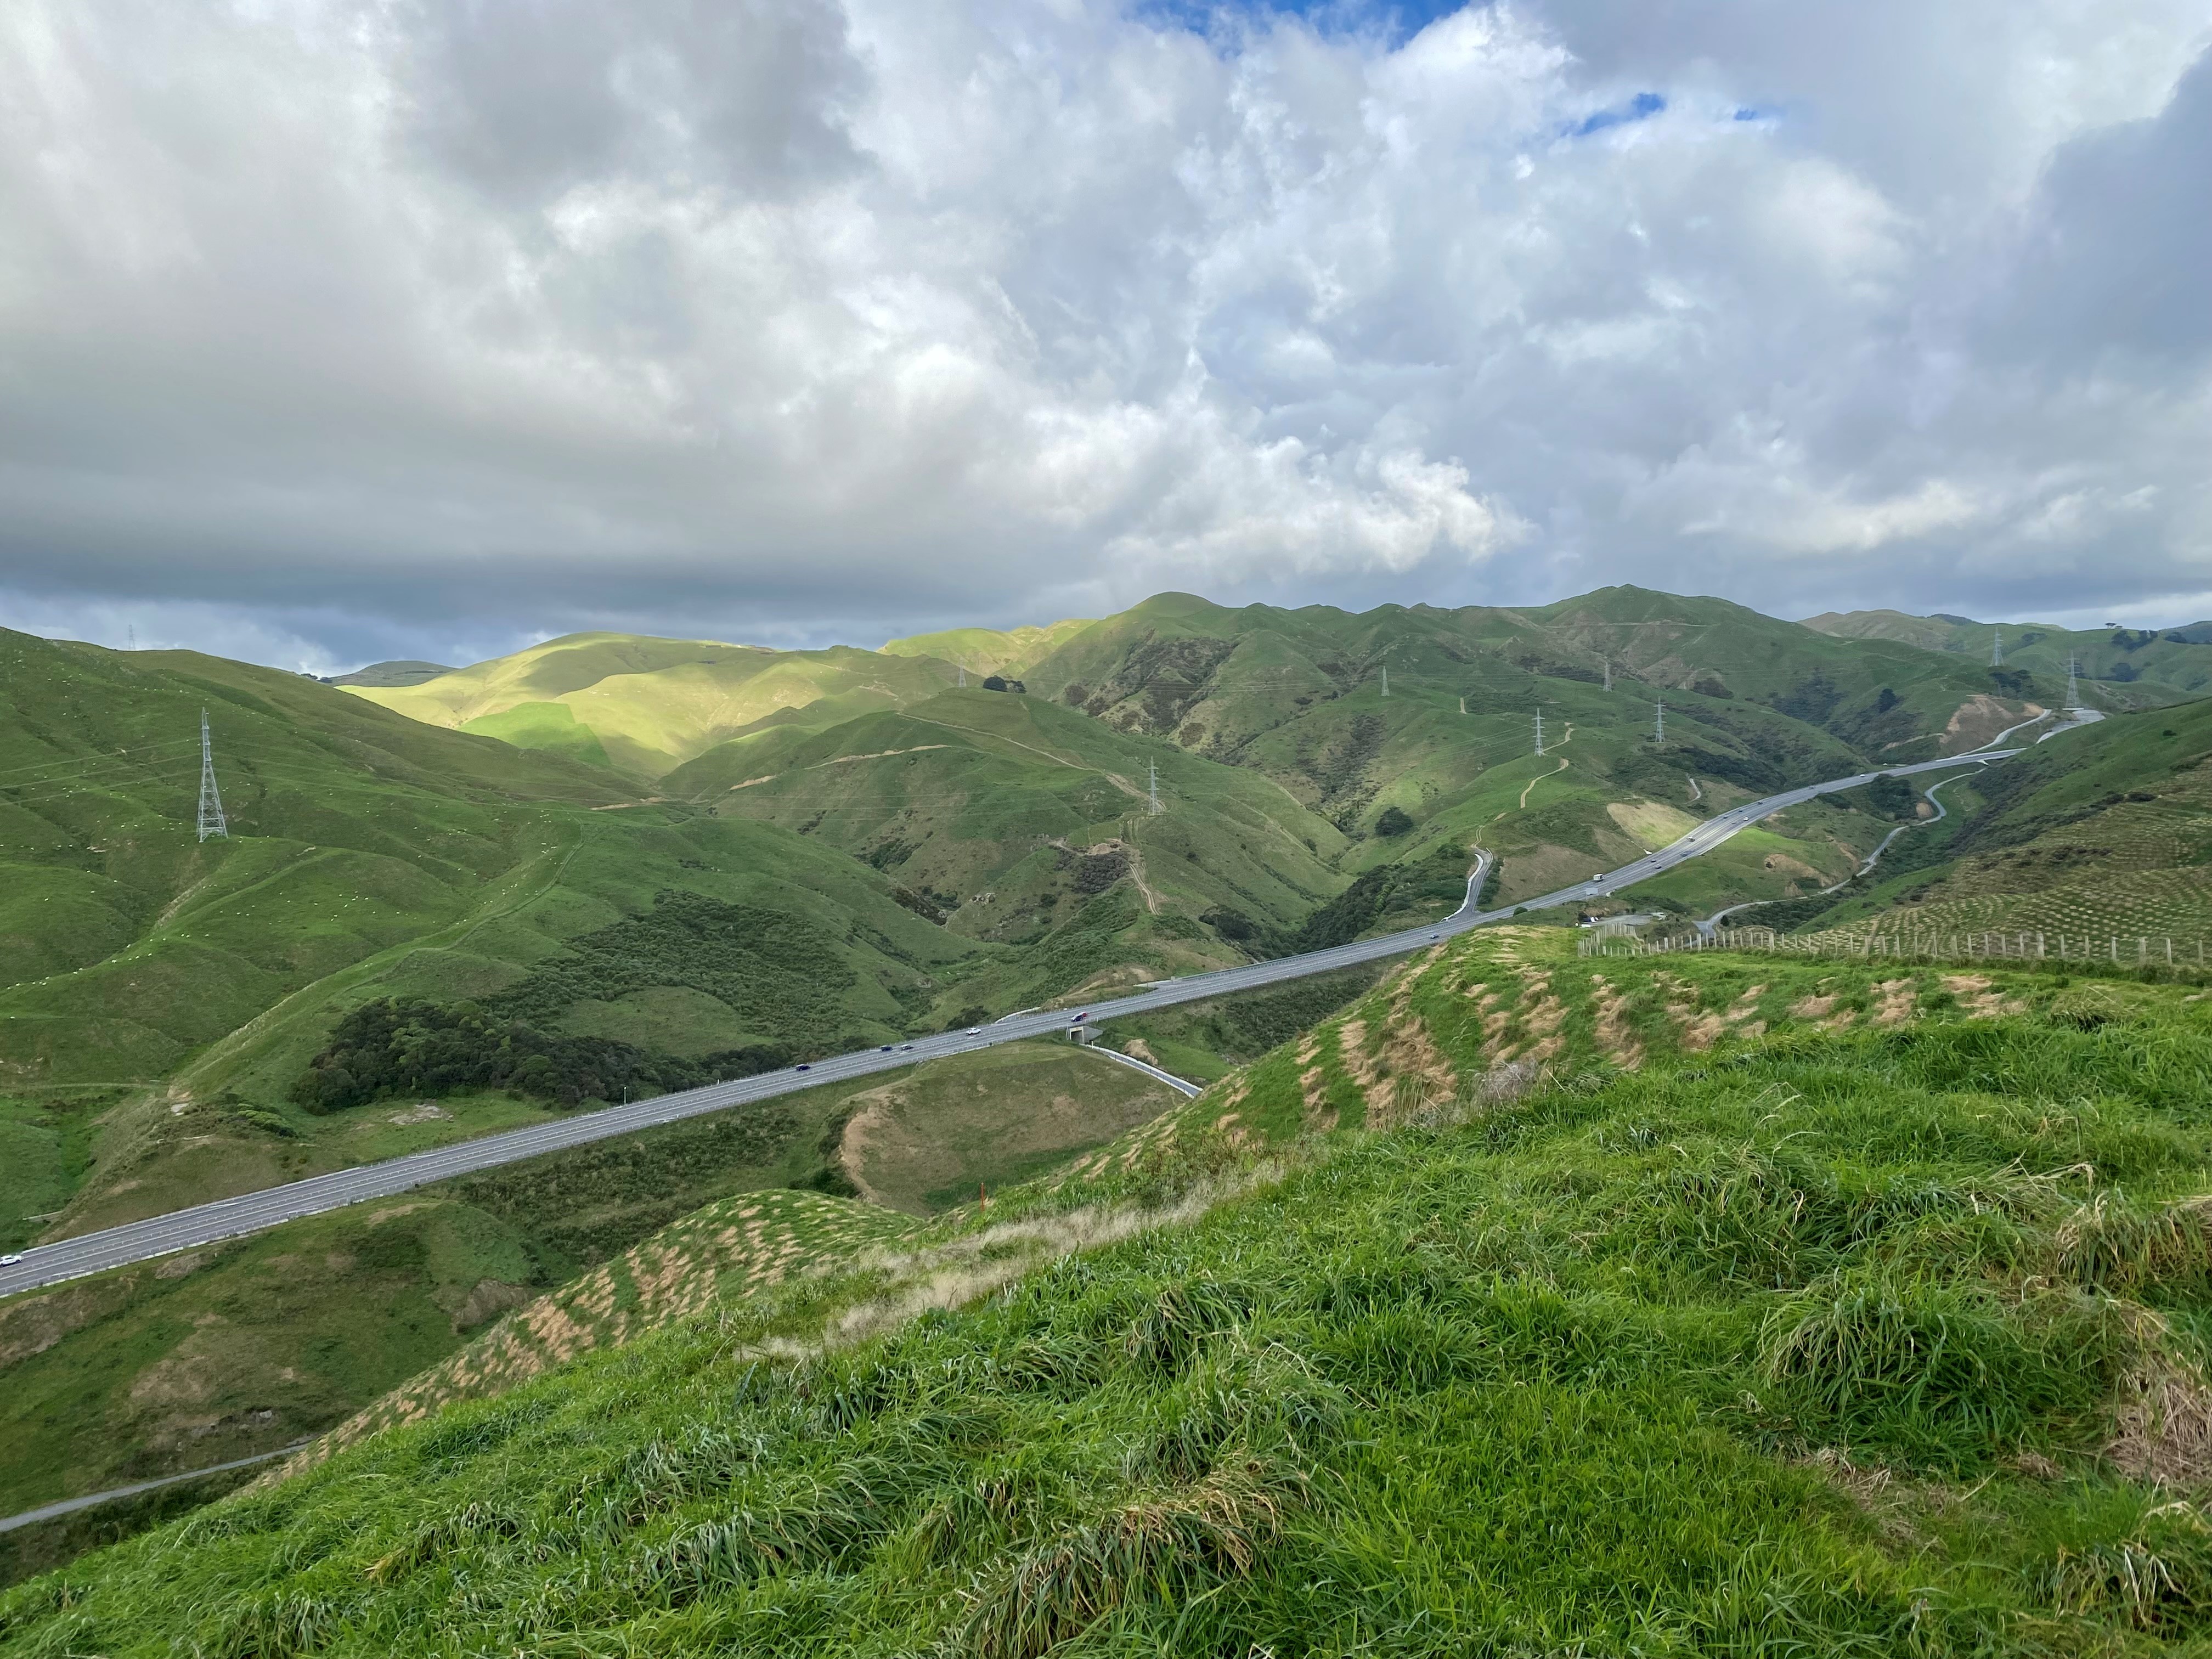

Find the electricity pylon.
xmin=1654 ymin=700 xmax=1665 ymax=748
xmin=2066 ymin=655 xmax=2080 ymax=710
xmin=1534 ymin=712 xmax=1544 ymax=757
xmin=1602 ymin=658 xmax=1612 ymax=692
xmin=1148 ymin=761 xmax=1161 ymax=815
xmin=1991 ymin=629 xmax=2003 ymax=667
xmin=1379 ymin=667 xmax=1389 ymax=698
xmin=196 ymin=709 xmax=228 ymax=842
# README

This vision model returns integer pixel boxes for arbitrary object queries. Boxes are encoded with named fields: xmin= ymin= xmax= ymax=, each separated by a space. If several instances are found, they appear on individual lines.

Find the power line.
xmin=196 ymin=710 xmax=228 ymax=842
xmin=0 ymin=737 xmax=200 ymax=785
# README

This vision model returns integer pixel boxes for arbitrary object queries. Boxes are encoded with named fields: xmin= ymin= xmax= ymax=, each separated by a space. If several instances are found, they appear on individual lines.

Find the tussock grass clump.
xmin=2056 ymin=1192 xmax=2212 ymax=1296
xmin=963 ymin=1449 xmax=1304 ymax=1659
xmin=1760 ymin=1272 xmax=2112 ymax=1457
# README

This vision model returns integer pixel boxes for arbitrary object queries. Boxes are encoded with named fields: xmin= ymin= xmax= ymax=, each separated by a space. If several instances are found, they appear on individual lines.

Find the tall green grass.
xmin=14 ymin=979 xmax=2212 ymax=1653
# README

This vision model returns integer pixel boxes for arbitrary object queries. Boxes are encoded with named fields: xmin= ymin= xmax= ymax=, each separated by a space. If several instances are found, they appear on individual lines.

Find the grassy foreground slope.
xmin=19 ymin=935 xmax=2212 ymax=1654
xmin=1805 ymin=607 xmax=2212 ymax=704
xmin=0 ymin=1042 xmax=1173 ymax=1530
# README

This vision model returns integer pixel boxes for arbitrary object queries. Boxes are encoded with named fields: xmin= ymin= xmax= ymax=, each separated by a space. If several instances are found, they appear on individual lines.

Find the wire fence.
xmin=1578 ymin=927 xmax=2212 ymax=969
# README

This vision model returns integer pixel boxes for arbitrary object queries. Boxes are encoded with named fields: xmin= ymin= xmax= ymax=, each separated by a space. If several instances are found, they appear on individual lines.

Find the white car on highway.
xmin=0 ymin=1253 xmax=22 ymax=1266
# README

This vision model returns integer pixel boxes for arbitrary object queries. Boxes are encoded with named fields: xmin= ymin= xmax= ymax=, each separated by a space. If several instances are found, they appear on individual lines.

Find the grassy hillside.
xmin=1806 ymin=607 xmax=2212 ymax=704
xmin=1023 ymin=587 xmax=2064 ymax=784
xmin=879 ymin=619 xmax=1096 ymax=677
xmin=16 ymin=934 xmax=2212 ymax=1652
xmin=1788 ymin=702 xmax=2212 ymax=949
xmin=1015 ymin=591 xmax=1934 ymax=914
xmin=345 ymin=591 xmax=2129 ymax=973
xmin=664 ymin=687 xmax=1352 ymax=984
xmin=348 ymin=634 xmax=960 ymax=777
xmin=0 ymin=629 xmax=1004 ymax=1246
xmin=0 ymin=1042 xmax=1172 ymax=1531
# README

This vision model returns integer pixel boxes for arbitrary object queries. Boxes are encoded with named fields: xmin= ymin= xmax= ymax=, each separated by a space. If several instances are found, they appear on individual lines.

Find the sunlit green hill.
xmin=1804 ymin=606 xmax=2212 ymax=704
xmin=347 ymin=633 xmax=961 ymax=777
xmin=878 ymin=618 xmax=1095 ymax=676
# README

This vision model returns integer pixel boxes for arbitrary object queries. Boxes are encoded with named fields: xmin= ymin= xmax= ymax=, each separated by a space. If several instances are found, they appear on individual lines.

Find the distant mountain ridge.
xmin=322 ymin=659 xmax=453 ymax=688
xmin=1803 ymin=607 xmax=2212 ymax=697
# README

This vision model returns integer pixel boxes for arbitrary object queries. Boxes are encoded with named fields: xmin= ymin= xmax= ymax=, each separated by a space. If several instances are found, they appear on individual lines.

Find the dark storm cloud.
xmin=0 ymin=1 xmax=2207 ymax=670
xmin=1995 ymin=49 xmax=2212 ymax=372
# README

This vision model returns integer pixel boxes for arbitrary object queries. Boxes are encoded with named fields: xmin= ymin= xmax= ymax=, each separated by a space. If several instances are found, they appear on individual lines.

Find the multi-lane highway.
xmin=0 ymin=745 xmax=2020 ymax=1301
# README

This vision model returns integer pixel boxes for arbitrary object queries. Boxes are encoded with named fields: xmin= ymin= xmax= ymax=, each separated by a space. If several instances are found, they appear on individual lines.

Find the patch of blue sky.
xmin=1135 ymin=0 xmax=1468 ymax=48
xmin=1570 ymin=91 xmax=1667 ymax=138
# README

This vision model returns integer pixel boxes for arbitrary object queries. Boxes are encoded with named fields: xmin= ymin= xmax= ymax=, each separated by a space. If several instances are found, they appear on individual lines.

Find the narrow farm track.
xmin=0 ymin=746 xmax=2025 ymax=1300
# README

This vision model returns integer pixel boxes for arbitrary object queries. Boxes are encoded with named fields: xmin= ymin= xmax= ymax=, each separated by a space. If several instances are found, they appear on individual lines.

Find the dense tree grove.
xmin=291 ymin=998 xmax=793 ymax=1113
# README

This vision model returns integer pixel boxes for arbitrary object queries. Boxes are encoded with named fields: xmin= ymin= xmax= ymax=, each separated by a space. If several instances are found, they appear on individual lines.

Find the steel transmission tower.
xmin=2066 ymin=655 xmax=2080 ymax=709
xmin=1148 ymin=761 xmax=1161 ymax=815
xmin=1533 ymin=712 xmax=1544 ymax=757
xmin=1379 ymin=667 xmax=1389 ymax=698
xmin=196 ymin=709 xmax=228 ymax=842
xmin=1654 ymin=700 xmax=1664 ymax=748
xmin=1991 ymin=629 xmax=2003 ymax=667
xmin=1602 ymin=658 xmax=1612 ymax=692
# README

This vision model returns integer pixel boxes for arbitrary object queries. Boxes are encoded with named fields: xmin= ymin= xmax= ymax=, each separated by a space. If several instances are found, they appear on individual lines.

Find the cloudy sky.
xmin=3 ymin=0 xmax=2208 ymax=671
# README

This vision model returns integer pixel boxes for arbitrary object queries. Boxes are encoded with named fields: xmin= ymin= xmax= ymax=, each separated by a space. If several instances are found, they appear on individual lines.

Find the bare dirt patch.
xmin=1873 ymin=979 xmax=1919 ymax=1025
xmin=1589 ymin=975 xmax=1643 ymax=1069
xmin=1295 ymin=1031 xmax=1337 ymax=1135
xmin=1942 ymin=973 xmax=2027 ymax=1018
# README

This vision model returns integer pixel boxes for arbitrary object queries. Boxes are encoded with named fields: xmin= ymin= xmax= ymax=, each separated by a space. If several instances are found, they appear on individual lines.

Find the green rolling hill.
xmin=0 ymin=628 xmax=1005 ymax=1248
xmin=878 ymin=618 xmax=1096 ymax=677
xmin=1803 ymin=606 xmax=2212 ymax=703
xmin=662 ymin=687 xmax=1351 ymax=989
xmin=1787 ymin=699 xmax=2212 ymax=949
xmin=346 ymin=634 xmax=962 ymax=777
xmin=10 ymin=582 xmax=2187 ymax=1265
xmin=1012 ymin=587 xmax=2056 ymax=915
xmin=331 ymin=589 xmax=2121 ymax=955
